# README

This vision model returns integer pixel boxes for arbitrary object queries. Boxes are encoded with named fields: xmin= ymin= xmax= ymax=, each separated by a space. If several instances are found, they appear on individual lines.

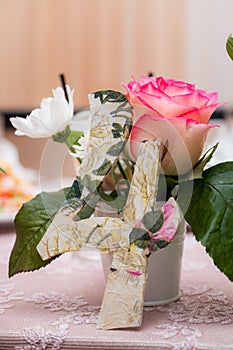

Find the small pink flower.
xmin=152 ymin=199 xmax=181 ymax=242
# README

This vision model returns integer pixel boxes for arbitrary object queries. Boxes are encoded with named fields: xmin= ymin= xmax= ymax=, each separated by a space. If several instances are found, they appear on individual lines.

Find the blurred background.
xmin=0 ymin=0 xmax=233 ymax=194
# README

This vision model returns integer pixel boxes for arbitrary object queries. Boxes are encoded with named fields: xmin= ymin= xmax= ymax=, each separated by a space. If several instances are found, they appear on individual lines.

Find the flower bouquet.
xmin=8 ymin=72 xmax=233 ymax=329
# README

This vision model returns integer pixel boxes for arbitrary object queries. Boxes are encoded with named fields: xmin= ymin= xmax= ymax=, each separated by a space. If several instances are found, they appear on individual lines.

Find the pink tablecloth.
xmin=0 ymin=228 xmax=233 ymax=350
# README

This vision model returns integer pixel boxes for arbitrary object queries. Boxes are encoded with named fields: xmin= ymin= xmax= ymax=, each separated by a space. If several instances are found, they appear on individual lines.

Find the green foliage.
xmin=52 ymin=125 xmax=71 ymax=143
xmin=0 ymin=167 xmax=6 ymax=174
xmin=107 ymin=141 xmax=126 ymax=156
xmin=154 ymin=240 xmax=169 ymax=249
xmin=190 ymin=143 xmax=219 ymax=179
xmin=178 ymin=162 xmax=233 ymax=281
xmin=94 ymin=90 xmax=127 ymax=104
xmin=129 ymin=210 xmax=165 ymax=251
xmin=110 ymin=100 xmax=133 ymax=117
xmin=226 ymin=34 xmax=233 ymax=60
xmin=93 ymin=159 xmax=112 ymax=176
xmin=66 ymin=177 xmax=96 ymax=220
xmin=111 ymin=123 xmax=123 ymax=138
xmin=9 ymin=179 xmax=100 ymax=277
xmin=157 ymin=174 xmax=178 ymax=201
xmin=129 ymin=227 xmax=151 ymax=249
xmin=9 ymin=188 xmax=70 ymax=277
xmin=142 ymin=210 xmax=164 ymax=233
xmin=97 ymin=180 xmax=129 ymax=213
xmin=75 ymin=203 xmax=95 ymax=221
xmin=66 ymin=130 xmax=84 ymax=148
xmin=66 ymin=177 xmax=83 ymax=200
xmin=81 ymin=174 xmax=101 ymax=192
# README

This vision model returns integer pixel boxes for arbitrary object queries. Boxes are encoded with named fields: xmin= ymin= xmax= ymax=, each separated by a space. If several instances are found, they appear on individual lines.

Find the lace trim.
xmin=25 ymin=292 xmax=100 ymax=327
xmin=153 ymin=324 xmax=202 ymax=350
xmin=52 ymin=305 xmax=100 ymax=326
xmin=144 ymin=285 xmax=233 ymax=349
xmin=0 ymin=280 xmax=23 ymax=314
xmin=0 ymin=281 xmax=231 ymax=349
xmin=155 ymin=285 xmax=233 ymax=325
xmin=25 ymin=292 xmax=88 ymax=312
xmin=14 ymin=324 xmax=68 ymax=350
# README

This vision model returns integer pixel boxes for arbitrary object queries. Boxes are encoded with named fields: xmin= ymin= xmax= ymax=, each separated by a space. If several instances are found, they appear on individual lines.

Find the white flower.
xmin=10 ymin=85 xmax=74 ymax=138
xmin=70 ymin=130 xmax=90 ymax=159
xmin=70 ymin=109 xmax=91 ymax=159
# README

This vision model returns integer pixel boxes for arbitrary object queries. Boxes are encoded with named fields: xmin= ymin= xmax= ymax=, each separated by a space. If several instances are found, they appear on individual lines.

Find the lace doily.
xmin=14 ymin=324 xmax=68 ymax=350
xmin=25 ymin=292 xmax=88 ymax=312
xmin=0 ymin=280 xmax=23 ymax=314
xmin=144 ymin=284 xmax=233 ymax=349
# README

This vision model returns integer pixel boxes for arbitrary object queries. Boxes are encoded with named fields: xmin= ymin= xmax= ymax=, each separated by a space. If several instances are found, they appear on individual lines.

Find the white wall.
xmin=184 ymin=0 xmax=233 ymax=104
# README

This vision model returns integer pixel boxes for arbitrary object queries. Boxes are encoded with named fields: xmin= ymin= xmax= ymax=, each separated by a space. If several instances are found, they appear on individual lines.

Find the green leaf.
xmin=66 ymin=177 xmax=96 ymax=220
xmin=107 ymin=141 xmax=126 ymax=156
xmin=74 ymin=192 xmax=99 ymax=221
xmin=81 ymin=174 xmax=101 ymax=192
xmin=192 ymin=143 xmax=219 ymax=179
xmin=178 ymin=162 xmax=233 ymax=281
xmin=112 ymin=123 xmax=123 ymax=131
xmin=94 ymin=90 xmax=127 ymax=104
xmin=129 ymin=227 xmax=150 ymax=249
xmin=226 ymin=34 xmax=233 ymax=60
xmin=154 ymin=240 xmax=169 ymax=249
xmin=75 ymin=203 xmax=95 ymax=221
xmin=93 ymin=159 xmax=112 ymax=176
xmin=142 ymin=210 xmax=164 ymax=233
xmin=110 ymin=100 xmax=133 ymax=115
xmin=97 ymin=180 xmax=129 ymax=213
xmin=9 ymin=188 xmax=70 ymax=277
xmin=66 ymin=130 xmax=84 ymax=148
xmin=0 ymin=167 xmax=6 ymax=174
xmin=66 ymin=177 xmax=83 ymax=200
xmin=111 ymin=123 xmax=123 ymax=138
xmin=156 ymin=174 xmax=178 ymax=201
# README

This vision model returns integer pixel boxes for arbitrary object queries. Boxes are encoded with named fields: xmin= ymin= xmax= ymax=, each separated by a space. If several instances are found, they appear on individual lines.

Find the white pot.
xmin=101 ymin=218 xmax=186 ymax=306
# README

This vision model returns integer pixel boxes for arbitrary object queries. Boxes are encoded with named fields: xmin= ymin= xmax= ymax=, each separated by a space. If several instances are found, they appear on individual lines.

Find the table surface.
xmin=0 ymin=226 xmax=233 ymax=350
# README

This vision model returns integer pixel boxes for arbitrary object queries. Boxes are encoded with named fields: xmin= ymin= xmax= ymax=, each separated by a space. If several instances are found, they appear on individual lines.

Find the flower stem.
xmin=65 ymin=138 xmax=76 ymax=153
xmin=60 ymin=73 xmax=69 ymax=102
xmin=123 ymin=159 xmax=133 ymax=181
xmin=111 ymin=164 xmax=118 ymax=185
xmin=116 ymin=160 xmax=128 ymax=180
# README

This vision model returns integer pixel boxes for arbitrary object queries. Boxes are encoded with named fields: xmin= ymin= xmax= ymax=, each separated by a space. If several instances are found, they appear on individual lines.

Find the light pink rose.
xmin=122 ymin=76 xmax=223 ymax=175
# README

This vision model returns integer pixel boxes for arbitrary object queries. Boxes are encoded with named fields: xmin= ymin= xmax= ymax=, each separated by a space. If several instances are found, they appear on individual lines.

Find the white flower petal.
xmin=10 ymin=117 xmax=33 ymax=137
xmin=50 ymin=99 xmax=70 ymax=133
xmin=66 ymin=85 xmax=74 ymax=119
xmin=52 ymin=86 xmax=66 ymax=101
xmin=31 ymin=108 xmax=41 ymax=117
xmin=28 ymin=114 xmax=52 ymax=137
xmin=10 ymin=85 xmax=74 ymax=139
xmin=15 ymin=129 xmax=26 ymax=136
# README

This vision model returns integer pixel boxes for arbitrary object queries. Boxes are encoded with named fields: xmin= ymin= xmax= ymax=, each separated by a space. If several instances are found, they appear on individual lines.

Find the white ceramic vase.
xmin=101 ymin=214 xmax=186 ymax=306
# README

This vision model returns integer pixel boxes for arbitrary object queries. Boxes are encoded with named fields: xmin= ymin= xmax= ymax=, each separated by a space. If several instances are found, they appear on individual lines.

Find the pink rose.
xmin=123 ymin=76 xmax=223 ymax=175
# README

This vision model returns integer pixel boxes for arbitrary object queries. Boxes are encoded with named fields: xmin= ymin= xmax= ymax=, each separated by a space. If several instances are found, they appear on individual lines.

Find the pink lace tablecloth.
xmin=0 ymin=228 xmax=233 ymax=350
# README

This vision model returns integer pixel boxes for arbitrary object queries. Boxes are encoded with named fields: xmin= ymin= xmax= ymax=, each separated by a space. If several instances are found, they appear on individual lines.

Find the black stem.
xmin=60 ymin=73 xmax=69 ymax=102
xmin=117 ymin=160 xmax=128 ymax=180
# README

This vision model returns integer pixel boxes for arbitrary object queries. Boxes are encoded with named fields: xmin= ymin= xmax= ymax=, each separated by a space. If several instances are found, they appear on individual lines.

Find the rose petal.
xmin=173 ymin=91 xmax=209 ymax=109
xmin=133 ymin=91 xmax=196 ymax=119
xmin=179 ymin=103 xmax=224 ymax=124
xmin=130 ymin=115 xmax=217 ymax=175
